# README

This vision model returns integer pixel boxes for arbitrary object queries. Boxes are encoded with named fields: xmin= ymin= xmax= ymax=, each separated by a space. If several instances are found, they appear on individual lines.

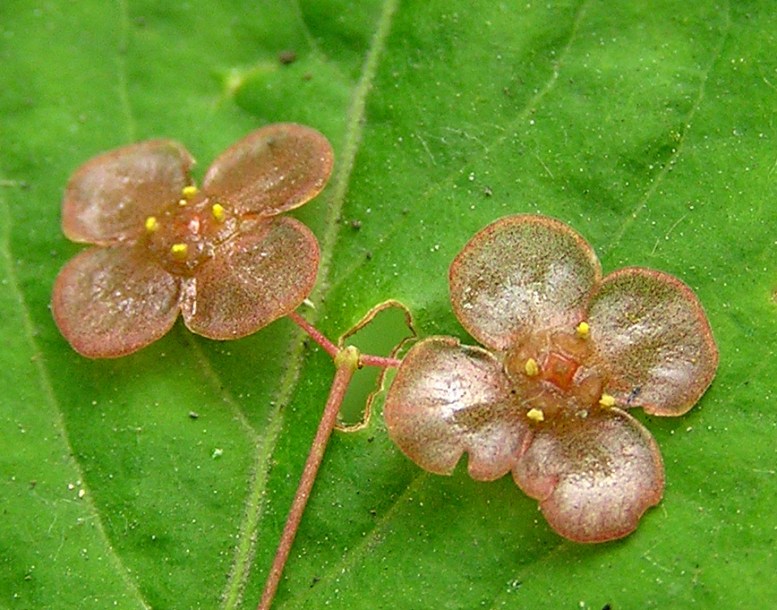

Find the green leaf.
xmin=2 ymin=0 xmax=775 ymax=608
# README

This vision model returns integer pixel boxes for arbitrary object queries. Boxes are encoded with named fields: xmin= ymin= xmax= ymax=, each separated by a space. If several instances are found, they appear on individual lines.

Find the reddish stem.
xmin=257 ymin=348 xmax=359 ymax=610
xmin=360 ymin=353 xmax=403 ymax=368
xmin=288 ymin=310 xmax=339 ymax=358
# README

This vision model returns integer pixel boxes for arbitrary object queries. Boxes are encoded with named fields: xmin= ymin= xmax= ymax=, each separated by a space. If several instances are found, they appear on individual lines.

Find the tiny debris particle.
xmin=212 ymin=448 xmax=224 ymax=459
xmin=188 ymin=411 xmax=199 ymax=420
xmin=278 ymin=50 xmax=297 ymax=65
xmin=78 ymin=489 xmax=86 ymax=499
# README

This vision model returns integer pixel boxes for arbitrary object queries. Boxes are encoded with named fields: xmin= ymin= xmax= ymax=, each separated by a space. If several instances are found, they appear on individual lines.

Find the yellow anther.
xmin=576 ymin=321 xmax=590 ymax=339
xmin=182 ymin=185 xmax=198 ymax=198
xmin=599 ymin=393 xmax=616 ymax=409
xmin=527 ymin=408 xmax=545 ymax=423
xmin=211 ymin=203 xmax=226 ymax=222
xmin=144 ymin=216 xmax=159 ymax=233
xmin=524 ymin=358 xmax=539 ymax=377
xmin=170 ymin=243 xmax=189 ymax=259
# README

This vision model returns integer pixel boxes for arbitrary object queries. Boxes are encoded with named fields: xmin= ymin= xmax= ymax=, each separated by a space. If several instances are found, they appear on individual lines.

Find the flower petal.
xmin=63 ymin=140 xmax=194 ymax=244
xmin=182 ymin=217 xmax=319 ymax=339
xmin=513 ymin=408 xmax=664 ymax=543
xmin=384 ymin=336 xmax=529 ymax=481
xmin=450 ymin=215 xmax=601 ymax=351
xmin=203 ymin=123 xmax=334 ymax=216
xmin=51 ymin=246 xmax=181 ymax=358
xmin=587 ymin=268 xmax=718 ymax=416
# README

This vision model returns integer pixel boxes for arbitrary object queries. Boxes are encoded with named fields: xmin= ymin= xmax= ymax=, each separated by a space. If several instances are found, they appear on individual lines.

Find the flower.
xmin=52 ymin=123 xmax=333 ymax=358
xmin=384 ymin=214 xmax=718 ymax=542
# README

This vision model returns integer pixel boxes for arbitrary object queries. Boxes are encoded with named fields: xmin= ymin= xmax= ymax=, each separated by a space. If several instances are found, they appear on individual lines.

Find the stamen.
xmin=599 ymin=393 xmax=616 ymax=408
xmin=211 ymin=203 xmax=226 ymax=222
xmin=576 ymin=321 xmax=590 ymax=339
xmin=170 ymin=243 xmax=189 ymax=259
xmin=527 ymin=408 xmax=545 ymax=422
xmin=524 ymin=358 xmax=540 ymax=377
xmin=182 ymin=185 xmax=198 ymax=198
xmin=144 ymin=216 xmax=159 ymax=233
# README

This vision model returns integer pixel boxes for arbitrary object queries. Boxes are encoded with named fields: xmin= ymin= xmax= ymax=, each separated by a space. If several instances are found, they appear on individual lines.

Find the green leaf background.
xmin=2 ymin=0 xmax=775 ymax=608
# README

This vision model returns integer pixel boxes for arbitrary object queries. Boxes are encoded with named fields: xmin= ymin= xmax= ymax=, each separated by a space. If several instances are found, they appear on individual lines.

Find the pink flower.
xmin=52 ymin=124 xmax=333 ymax=358
xmin=384 ymin=214 xmax=718 ymax=542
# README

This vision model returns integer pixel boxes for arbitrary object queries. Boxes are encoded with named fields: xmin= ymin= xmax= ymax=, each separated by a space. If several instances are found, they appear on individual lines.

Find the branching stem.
xmin=289 ymin=310 xmax=403 ymax=369
xmin=258 ymin=314 xmax=403 ymax=609
xmin=258 ymin=347 xmax=359 ymax=610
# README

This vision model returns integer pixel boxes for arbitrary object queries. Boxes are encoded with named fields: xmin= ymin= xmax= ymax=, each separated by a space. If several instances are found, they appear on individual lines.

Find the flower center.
xmin=541 ymin=351 xmax=579 ymax=391
xmin=143 ymin=186 xmax=237 ymax=276
xmin=504 ymin=323 xmax=610 ymax=423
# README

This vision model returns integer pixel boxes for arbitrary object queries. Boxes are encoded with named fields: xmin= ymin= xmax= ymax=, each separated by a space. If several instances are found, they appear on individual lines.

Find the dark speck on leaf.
xmin=349 ymin=219 xmax=362 ymax=230
xmin=278 ymin=50 xmax=297 ymax=65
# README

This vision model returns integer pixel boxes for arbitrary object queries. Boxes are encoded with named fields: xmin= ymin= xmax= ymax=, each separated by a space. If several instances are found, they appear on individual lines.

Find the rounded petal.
xmin=182 ymin=217 xmax=319 ymax=339
xmin=203 ymin=123 xmax=334 ymax=216
xmin=63 ymin=140 xmax=195 ymax=244
xmin=450 ymin=215 xmax=601 ymax=351
xmin=384 ymin=336 xmax=530 ymax=481
xmin=51 ymin=247 xmax=181 ymax=358
xmin=587 ymin=268 xmax=719 ymax=416
xmin=513 ymin=408 xmax=664 ymax=543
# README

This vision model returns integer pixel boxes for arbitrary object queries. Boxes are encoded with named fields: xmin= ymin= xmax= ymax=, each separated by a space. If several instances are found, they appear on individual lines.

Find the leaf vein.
xmin=326 ymin=0 xmax=592 ymax=299
xmin=605 ymin=1 xmax=732 ymax=254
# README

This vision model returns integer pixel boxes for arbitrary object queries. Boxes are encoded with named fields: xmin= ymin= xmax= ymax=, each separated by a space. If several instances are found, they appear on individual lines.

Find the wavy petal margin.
xmin=513 ymin=408 xmax=664 ymax=543
xmin=384 ymin=336 xmax=529 ymax=481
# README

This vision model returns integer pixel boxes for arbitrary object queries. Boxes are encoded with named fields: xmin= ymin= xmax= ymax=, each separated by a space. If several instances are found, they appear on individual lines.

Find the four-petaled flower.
xmin=384 ymin=214 xmax=718 ymax=542
xmin=52 ymin=124 xmax=333 ymax=358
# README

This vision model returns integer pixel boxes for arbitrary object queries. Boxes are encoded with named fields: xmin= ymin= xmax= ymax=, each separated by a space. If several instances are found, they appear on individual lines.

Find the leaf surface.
xmin=1 ymin=1 xmax=775 ymax=608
